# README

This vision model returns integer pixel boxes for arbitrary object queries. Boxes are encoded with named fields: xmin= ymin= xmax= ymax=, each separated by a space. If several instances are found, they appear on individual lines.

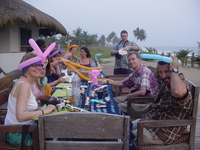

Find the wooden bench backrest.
xmin=38 ymin=112 xmax=130 ymax=150
xmin=0 ymin=76 xmax=13 ymax=105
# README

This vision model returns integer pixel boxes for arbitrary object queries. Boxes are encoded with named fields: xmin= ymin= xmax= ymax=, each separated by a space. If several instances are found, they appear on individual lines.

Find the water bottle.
xmin=91 ymin=60 xmax=96 ymax=68
xmin=71 ymin=72 xmax=81 ymax=107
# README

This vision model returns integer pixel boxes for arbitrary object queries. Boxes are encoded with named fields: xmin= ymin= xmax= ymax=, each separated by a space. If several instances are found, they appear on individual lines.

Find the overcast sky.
xmin=24 ymin=0 xmax=200 ymax=47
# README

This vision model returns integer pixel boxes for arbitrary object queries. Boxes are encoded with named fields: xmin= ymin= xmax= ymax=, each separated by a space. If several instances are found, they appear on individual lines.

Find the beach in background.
xmin=140 ymin=46 xmax=199 ymax=56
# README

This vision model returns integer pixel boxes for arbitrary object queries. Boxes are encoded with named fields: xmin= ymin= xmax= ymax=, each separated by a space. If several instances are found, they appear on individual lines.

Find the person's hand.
xmin=61 ymin=58 xmax=70 ymax=64
xmin=123 ymin=46 xmax=130 ymax=51
xmin=98 ymin=80 xmax=107 ymax=85
xmin=170 ymin=56 xmax=179 ymax=70
xmin=58 ymin=77 xmax=66 ymax=83
xmin=45 ymin=104 xmax=56 ymax=114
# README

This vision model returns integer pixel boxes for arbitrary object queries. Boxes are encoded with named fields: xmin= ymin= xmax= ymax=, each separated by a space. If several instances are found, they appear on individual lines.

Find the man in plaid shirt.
xmin=132 ymin=56 xmax=193 ymax=144
xmin=99 ymin=52 xmax=158 ymax=116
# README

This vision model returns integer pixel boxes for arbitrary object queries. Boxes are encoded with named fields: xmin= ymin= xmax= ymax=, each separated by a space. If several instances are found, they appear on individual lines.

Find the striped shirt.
xmin=143 ymin=80 xmax=193 ymax=144
xmin=122 ymin=64 xmax=158 ymax=95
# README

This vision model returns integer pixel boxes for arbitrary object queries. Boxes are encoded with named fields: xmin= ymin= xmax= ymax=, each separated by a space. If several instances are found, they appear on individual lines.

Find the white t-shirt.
xmin=4 ymin=81 xmax=38 ymax=125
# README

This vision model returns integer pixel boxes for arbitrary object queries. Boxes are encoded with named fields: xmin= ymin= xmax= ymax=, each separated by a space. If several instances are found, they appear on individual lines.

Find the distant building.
xmin=0 ymin=0 xmax=67 ymax=74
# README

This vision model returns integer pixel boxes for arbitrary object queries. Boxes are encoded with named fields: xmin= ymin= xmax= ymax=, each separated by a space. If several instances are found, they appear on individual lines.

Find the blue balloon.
xmin=140 ymin=54 xmax=181 ymax=64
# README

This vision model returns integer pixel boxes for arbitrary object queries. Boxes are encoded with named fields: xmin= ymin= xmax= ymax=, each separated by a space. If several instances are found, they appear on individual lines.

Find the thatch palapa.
xmin=0 ymin=0 xmax=67 ymax=36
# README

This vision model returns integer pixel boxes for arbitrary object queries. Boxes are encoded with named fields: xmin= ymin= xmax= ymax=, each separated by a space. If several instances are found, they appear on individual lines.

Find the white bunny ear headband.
xmin=18 ymin=38 xmax=56 ymax=70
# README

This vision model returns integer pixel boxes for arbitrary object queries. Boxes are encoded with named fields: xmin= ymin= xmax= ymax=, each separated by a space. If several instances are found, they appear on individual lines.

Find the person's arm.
xmin=98 ymin=80 xmax=124 ymax=86
xmin=49 ymin=77 xmax=66 ymax=87
xmin=63 ymin=52 xmax=72 ymax=59
xmin=110 ymin=43 xmax=119 ymax=56
xmin=127 ymin=89 xmax=146 ymax=98
xmin=170 ymin=56 xmax=187 ymax=98
xmin=123 ymin=45 xmax=139 ymax=51
xmin=16 ymin=82 xmax=55 ymax=122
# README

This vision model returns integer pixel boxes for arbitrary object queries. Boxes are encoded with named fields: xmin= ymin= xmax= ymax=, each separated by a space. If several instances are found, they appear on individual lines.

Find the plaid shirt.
xmin=112 ymin=40 xmax=138 ymax=69
xmin=143 ymin=80 xmax=193 ymax=144
xmin=122 ymin=65 xmax=158 ymax=95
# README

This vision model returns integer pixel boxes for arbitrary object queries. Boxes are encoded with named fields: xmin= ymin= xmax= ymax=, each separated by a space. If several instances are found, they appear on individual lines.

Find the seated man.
xmin=99 ymin=52 xmax=158 ymax=116
xmin=132 ymin=56 xmax=193 ymax=145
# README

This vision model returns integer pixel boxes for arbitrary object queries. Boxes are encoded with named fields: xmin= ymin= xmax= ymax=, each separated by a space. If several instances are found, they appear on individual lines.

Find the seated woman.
xmin=63 ymin=45 xmax=79 ymax=62
xmin=49 ymin=48 xmax=67 ymax=80
xmin=32 ymin=55 xmax=68 ymax=106
xmin=77 ymin=47 xmax=93 ymax=67
xmin=4 ymin=52 xmax=56 ymax=146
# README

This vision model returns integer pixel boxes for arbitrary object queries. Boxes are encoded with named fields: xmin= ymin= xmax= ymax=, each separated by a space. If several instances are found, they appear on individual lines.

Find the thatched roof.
xmin=0 ymin=0 xmax=67 ymax=36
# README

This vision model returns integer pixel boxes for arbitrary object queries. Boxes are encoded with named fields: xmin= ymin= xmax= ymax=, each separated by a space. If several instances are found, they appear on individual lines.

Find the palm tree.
xmin=112 ymin=36 xmax=119 ymax=45
xmin=71 ymin=27 xmax=82 ymax=45
xmin=98 ymin=35 xmax=106 ymax=47
xmin=175 ymin=49 xmax=192 ymax=66
xmin=133 ymin=27 xmax=147 ymax=43
xmin=106 ymin=31 xmax=116 ymax=45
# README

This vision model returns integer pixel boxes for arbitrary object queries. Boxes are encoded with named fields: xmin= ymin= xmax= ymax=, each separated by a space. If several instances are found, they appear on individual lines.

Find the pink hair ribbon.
xmin=18 ymin=38 xmax=56 ymax=70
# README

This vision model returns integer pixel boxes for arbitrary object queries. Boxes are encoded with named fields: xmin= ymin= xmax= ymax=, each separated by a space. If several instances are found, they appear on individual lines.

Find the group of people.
xmin=104 ymin=30 xmax=193 ymax=145
xmin=4 ymin=39 xmax=94 ymax=146
xmin=4 ymin=30 xmax=194 ymax=147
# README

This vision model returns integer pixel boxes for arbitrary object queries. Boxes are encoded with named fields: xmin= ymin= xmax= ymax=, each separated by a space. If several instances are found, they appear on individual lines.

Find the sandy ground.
xmin=100 ymin=57 xmax=200 ymax=86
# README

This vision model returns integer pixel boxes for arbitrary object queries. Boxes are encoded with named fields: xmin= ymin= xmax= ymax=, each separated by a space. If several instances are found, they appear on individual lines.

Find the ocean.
xmin=140 ymin=46 xmax=199 ymax=56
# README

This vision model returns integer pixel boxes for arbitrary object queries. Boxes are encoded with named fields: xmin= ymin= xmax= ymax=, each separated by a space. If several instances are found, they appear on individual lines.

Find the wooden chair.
xmin=107 ymin=74 xmax=130 ymax=96
xmin=0 ymin=125 xmax=39 ymax=150
xmin=38 ymin=112 xmax=130 ymax=150
xmin=0 ymin=76 xmax=13 ymax=124
xmin=127 ymin=80 xmax=200 ymax=150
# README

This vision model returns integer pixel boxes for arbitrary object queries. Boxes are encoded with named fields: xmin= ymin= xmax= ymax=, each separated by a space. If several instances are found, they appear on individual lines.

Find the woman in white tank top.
xmin=5 ymin=53 xmax=56 ymax=125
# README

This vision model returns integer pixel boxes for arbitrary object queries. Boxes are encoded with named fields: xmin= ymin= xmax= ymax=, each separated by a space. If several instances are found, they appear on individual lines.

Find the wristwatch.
xmin=171 ymin=68 xmax=179 ymax=73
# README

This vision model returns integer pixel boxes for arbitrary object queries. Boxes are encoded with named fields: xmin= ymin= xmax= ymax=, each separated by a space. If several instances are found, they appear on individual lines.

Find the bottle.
xmin=91 ymin=60 xmax=96 ymax=68
xmin=71 ymin=72 xmax=81 ymax=107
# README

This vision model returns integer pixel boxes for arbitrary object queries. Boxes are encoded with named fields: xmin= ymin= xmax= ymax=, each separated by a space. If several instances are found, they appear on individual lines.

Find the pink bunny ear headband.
xmin=18 ymin=38 xmax=56 ymax=71
xmin=49 ymin=44 xmax=66 ymax=58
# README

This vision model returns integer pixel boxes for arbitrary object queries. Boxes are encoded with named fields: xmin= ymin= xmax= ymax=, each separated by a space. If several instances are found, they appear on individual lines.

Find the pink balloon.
xmin=29 ymin=39 xmax=43 ymax=57
xmin=43 ymin=42 xmax=56 ymax=60
xmin=18 ymin=56 xmax=41 ymax=70
xmin=18 ymin=38 xmax=56 ymax=70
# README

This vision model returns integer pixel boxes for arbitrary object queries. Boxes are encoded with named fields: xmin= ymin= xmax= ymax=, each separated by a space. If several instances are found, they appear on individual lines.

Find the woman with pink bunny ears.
xmin=4 ymin=39 xmax=56 ymax=147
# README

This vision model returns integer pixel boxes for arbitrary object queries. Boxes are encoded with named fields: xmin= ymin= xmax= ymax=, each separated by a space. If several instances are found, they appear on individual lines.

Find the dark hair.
xmin=158 ymin=61 xmax=169 ymax=65
xmin=26 ymin=39 xmax=46 ymax=53
xmin=80 ymin=47 xmax=91 ymax=58
xmin=121 ymin=30 xmax=128 ymax=35
xmin=128 ymin=52 xmax=140 ymax=58
xmin=36 ymin=39 xmax=46 ymax=47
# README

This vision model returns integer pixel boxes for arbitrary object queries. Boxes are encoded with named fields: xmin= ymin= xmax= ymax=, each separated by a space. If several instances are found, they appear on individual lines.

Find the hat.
xmin=69 ymin=45 xmax=78 ymax=50
xmin=21 ymin=61 xmax=43 ymax=74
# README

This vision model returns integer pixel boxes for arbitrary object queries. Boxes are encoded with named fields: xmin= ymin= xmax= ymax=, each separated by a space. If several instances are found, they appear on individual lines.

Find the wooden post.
xmin=191 ymin=52 xmax=194 ymax=68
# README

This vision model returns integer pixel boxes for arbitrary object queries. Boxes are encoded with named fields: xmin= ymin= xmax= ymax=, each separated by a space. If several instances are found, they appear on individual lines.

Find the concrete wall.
xmin=0 ymin=52 xmax=25 ymax=78
xmin=0 ymin=23 xmax=39 ymax=53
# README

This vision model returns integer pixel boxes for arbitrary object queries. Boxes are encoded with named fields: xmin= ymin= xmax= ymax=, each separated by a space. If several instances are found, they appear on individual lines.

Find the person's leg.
xmin=114 ymin=96 xmax=126 ymax=104
xmin=114 ymin=68 xmax=129 ymax=75
xmin=132 ymin=123 xmax=164 ymax=145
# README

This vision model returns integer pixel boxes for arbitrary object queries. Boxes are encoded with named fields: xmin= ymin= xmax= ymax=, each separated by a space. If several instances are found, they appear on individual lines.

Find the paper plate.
xmin=119 ymin=49 xmax=127 ymax=55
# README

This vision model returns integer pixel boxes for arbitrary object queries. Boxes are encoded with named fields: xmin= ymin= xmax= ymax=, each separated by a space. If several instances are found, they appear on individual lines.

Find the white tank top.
xmin=4 ymin=81 xmax=38 ymax=125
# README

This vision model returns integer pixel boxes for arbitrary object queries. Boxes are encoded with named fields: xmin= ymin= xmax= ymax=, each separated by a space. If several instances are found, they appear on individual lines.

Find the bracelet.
xmin=41 ymin=110 xmax=44 ymax=115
